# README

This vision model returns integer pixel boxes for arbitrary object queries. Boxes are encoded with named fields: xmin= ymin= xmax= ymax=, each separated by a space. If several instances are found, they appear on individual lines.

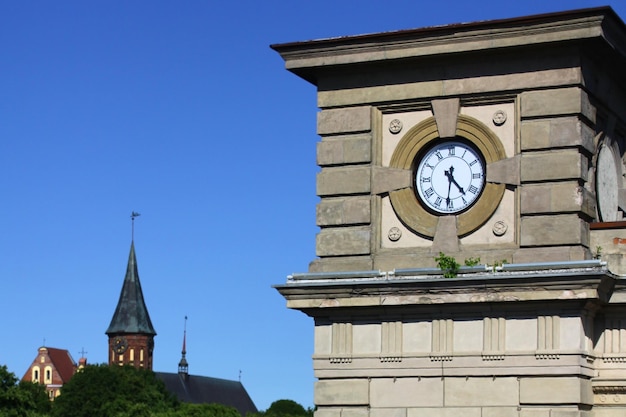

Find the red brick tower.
xmin=106 ymin=240 xmax=156 ymax=369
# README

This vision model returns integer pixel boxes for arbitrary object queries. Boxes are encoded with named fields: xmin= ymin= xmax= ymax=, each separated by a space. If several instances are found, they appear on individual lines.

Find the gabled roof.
xmin=155 ymin=372 xmax=258 ymax=416
xmin=46 ymin=348 xmax=76 ymax=383
xmin=21 ymin=347 xmax=76 ymax=383
xmin=106 ymin=241 xmax=156 ymax=335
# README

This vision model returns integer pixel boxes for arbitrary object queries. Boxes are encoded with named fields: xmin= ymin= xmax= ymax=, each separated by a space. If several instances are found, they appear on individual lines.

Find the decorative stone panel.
xmin=381 ymin=321 xmax=403 ymax=362
xmin=331 ymin=322 xmax=353 ymax=363
xmin=601 ymin=315 xmax=626 ymax=361
xmin=483 ymin=317 xmax=506 ymax=359
xmin=431 ymin=319 xmax=453 ymax=360
xmin=537 ymin=315 xmax=560 ymax=359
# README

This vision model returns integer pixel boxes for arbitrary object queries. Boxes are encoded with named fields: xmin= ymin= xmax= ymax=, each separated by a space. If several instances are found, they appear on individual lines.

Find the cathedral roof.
xmin=106 ymin=241 xmax=156 ymax=336
xmin=155 ymin=372 xmax=258 ymax=415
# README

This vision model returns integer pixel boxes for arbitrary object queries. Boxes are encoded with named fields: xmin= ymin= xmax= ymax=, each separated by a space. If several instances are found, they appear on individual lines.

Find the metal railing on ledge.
xmin=286 ymin=259 xmax=607 ymax=283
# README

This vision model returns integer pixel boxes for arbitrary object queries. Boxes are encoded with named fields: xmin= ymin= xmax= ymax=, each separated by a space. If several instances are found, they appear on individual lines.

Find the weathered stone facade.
xmin=274 ymin=7 xmax=626 ymax=417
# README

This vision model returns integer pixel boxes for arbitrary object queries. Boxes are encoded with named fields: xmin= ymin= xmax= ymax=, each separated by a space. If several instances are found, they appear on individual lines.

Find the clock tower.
xmin=274 ymin=7 xmax=626 ymax=417
xmin=106 ymin=241 xmax=156 ymax=369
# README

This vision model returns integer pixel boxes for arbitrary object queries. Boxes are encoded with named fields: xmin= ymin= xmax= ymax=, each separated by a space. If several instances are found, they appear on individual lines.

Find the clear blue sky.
xmin=1 ymin=0 xmax=624 ymax=411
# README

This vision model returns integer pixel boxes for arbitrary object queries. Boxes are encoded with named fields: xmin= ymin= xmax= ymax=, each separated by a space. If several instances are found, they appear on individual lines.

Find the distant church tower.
xmin=106 ymin=240 xmax=157 ymax=369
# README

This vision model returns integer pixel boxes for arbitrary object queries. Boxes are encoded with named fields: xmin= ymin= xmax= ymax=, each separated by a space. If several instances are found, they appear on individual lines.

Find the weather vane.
xmin=131 ymin=211 xmax=141 ymax=240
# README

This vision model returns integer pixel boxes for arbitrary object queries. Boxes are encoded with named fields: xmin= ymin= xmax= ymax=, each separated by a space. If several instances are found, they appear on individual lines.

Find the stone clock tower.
xmin=106 ymin=241 xmax=156 ymax=369
xmin=274 ymin=7 xmax=626 ymax=417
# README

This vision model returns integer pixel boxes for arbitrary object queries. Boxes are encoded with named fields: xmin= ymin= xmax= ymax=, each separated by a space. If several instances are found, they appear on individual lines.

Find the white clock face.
xmin=596 ymin=143 xmax=620 ymax=222
xmin=416 ymin=140 xmax=486 ymax=214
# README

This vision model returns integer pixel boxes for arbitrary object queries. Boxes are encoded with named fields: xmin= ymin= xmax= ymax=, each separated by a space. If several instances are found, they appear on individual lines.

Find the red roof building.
xmin=21 ymin=346 xmax=78 ymax=400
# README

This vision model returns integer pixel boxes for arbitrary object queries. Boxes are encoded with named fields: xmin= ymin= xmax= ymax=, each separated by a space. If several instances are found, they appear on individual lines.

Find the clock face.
xmin=596 ymin=143 xmax=620 ymax=222
xmin=415 ymin=140 xmax=486 ymax=214
xmin=113 ymin=336 xmax=128 ymax=354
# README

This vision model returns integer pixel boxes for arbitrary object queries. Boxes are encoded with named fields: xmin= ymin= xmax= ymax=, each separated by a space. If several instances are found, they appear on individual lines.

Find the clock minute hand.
xmin=445 ymin=165 xmax=465 ymax=195
xmin=450 ymin=177 xmax=465 ymax=194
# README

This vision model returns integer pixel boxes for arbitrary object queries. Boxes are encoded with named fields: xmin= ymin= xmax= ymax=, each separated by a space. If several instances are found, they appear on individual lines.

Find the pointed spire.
xmin=106 ymin=241 xmax=157 ymax=336
xmin=178 ymin=316 xmax=189 ymax=376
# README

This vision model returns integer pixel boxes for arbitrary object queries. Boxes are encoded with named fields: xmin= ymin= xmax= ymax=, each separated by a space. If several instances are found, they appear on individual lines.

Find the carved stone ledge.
xmin=430 ymin=355 xmax=453 ymax=362
xmin=602 ymin=355 xmax=626 ymax=363
xmin=380 ymin=356 xmax=402 ymax=363
xmin=482 ymin=354 xmax=505 ymax=361
xmin=594 ymin=385 xmax=626 ymax=395
xmin=330 ymin=357 xmax=352 ymax=364
xmin=535 ymin=353 xmax=560 ymax=360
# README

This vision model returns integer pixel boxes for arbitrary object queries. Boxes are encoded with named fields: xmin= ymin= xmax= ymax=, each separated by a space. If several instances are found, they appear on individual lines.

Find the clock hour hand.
xmin=444 ymin=167 xmax=453 ymax=206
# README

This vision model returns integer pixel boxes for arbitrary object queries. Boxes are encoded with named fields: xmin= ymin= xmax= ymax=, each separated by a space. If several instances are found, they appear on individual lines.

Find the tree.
xmin=0 ymin=364 xmax=51 ymax=417
xmin=51 ymin=364 xmax=177 ymax=417
xmin=152 ymin=402 xmax=243 ymax=417
xmin=263 ymin=399 xmax=313 ymax=417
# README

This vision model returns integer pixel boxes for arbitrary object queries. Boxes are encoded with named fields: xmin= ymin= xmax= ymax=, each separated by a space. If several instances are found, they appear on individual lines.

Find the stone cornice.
xmin=271 ymin=7 xmax=625 ymax=85
xmin=275 ymin=268 xmax=618 ymax=313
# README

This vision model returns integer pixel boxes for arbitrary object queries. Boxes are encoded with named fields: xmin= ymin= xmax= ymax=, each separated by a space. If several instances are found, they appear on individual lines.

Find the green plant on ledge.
xmin=464 ymin=257 xmax=481 ymax=267
xmin=435 ymin=252 xmax=461 ymax=278
xmin=435 ymin=253 xmax=483 ymax=278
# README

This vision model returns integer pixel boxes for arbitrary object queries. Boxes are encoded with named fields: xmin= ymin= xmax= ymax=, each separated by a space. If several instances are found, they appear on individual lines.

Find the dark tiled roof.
xmin=156 ymin=372 xmax=258 ymax=416
xmin=46 ymin=348 xmax=76 ymax=383
xmin=106 ymin=241 xmax=156 ymax=335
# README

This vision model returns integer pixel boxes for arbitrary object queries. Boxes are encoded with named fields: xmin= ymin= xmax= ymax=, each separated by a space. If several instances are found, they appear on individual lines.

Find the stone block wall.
xmin=310 ymin=76 xmax=607 ymax=272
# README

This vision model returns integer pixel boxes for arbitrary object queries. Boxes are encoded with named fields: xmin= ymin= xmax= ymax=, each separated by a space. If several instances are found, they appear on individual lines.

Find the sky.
xmin=1 ymin=0 xmax=625 ymax=411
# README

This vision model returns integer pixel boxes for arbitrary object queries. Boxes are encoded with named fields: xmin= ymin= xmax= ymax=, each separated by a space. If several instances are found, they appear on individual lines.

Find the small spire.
xmin=78 ymin=348 xmax=88 ymax=368
xmin=182 ymin=316 xmax=187 ymax=354
xmin=178 ymin=316 xmax=189 ymax=376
